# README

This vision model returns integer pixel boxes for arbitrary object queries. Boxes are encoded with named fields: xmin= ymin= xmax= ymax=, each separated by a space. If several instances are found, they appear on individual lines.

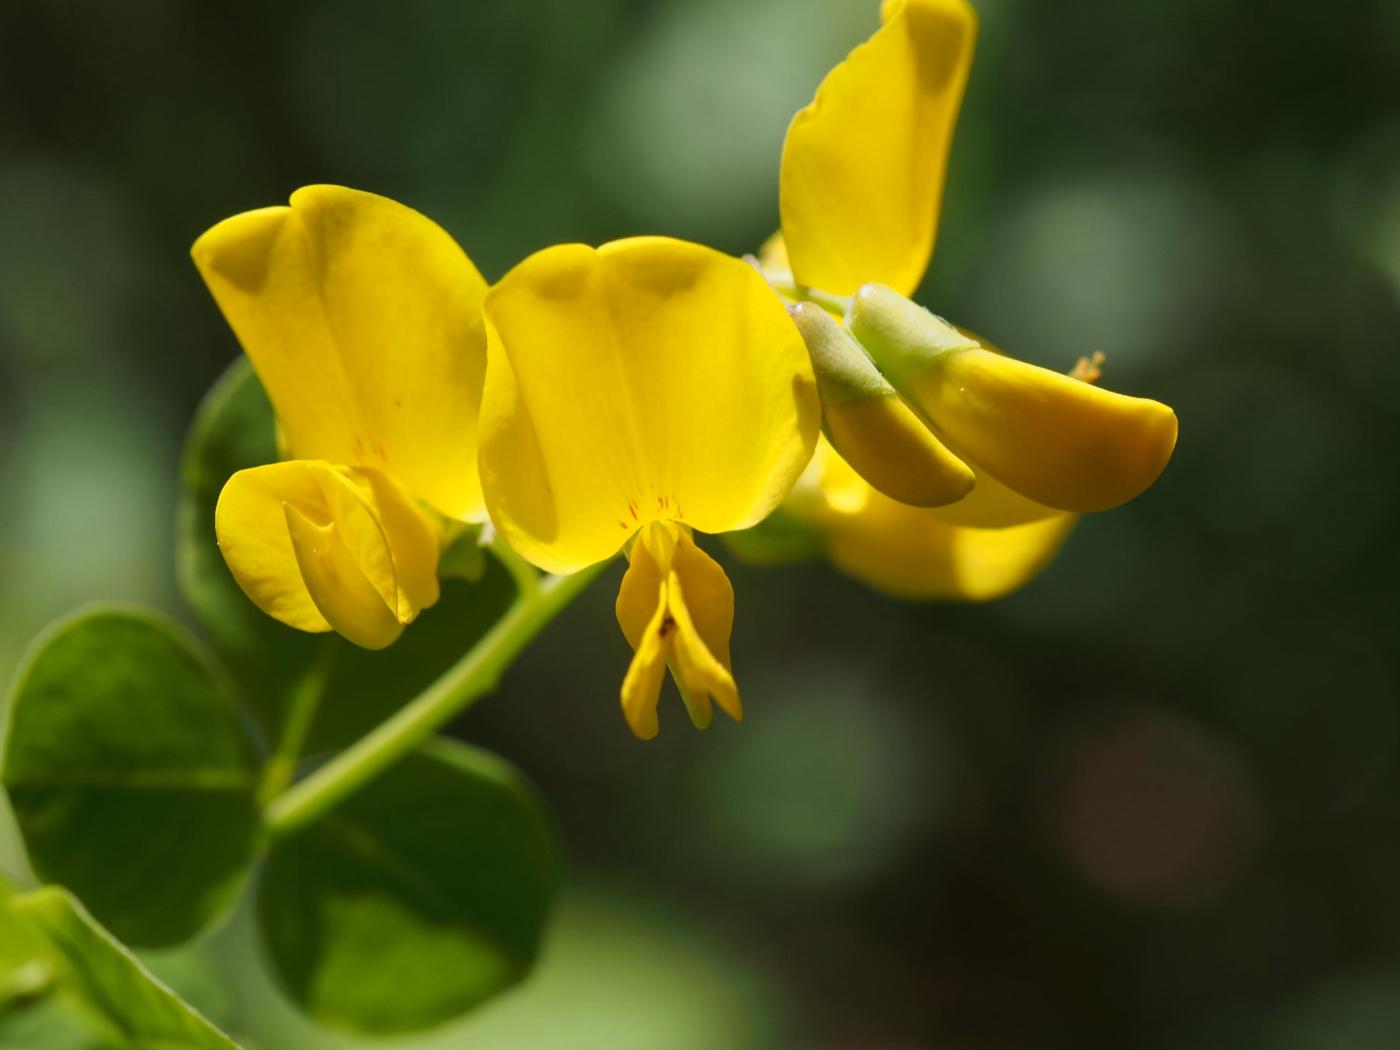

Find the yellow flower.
xmin=789 ymin=301 xmax=973 ymax=508
xmin=478 ymin=237 xmax=820 ymax=738
xmin=192 ymin=185 xmax=489 ymax=649
xmin=807 ymin=439 xmax=1074 ymax=601
xmin=756 ymin=0 xmax=1176 ymax=598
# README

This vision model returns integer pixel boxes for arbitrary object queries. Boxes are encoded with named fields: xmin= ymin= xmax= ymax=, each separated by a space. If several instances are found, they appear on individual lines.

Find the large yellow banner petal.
xmin=780 ymin=0 xmax=977 ymax=296
xmin=192 ymin=185 xmax=489 ymax=520
xmin=479 ymin=237 xmax=820 ymax=573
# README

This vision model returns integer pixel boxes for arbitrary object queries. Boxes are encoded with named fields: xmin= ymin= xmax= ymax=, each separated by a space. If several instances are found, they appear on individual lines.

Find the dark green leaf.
xmin=10 ymin=886 xmax=241 ymax=1049
xmin=176 ymin=359 xmax=516 ymax=754
xmin=257 ymin=738 xmax=559 ymax=1034
xmin=1 ymin=608 xmax=260 ymax=947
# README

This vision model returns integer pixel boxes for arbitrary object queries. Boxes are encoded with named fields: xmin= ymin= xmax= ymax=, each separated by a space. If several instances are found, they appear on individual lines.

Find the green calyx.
xmin=846 ymin=283 xmax=978 ymax=394
xmin=788 ymin=301 xmax=892 ymax=406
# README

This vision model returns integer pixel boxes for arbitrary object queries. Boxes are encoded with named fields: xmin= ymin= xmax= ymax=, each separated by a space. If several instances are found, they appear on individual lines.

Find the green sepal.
xmin=846 ymin=282 xmax=977 ymax=393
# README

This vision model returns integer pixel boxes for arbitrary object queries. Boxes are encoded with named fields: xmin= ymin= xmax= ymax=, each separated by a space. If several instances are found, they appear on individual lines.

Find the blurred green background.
xmin=3 ymin=0 xmax=1400 ymax=1047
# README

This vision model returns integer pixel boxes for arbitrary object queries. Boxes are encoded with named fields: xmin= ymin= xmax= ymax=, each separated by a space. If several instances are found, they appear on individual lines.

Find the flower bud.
xmin=848 ymin=283 xmax=1177 ymax=513
xmin=789 ymin=302 xmax=973 ymax=508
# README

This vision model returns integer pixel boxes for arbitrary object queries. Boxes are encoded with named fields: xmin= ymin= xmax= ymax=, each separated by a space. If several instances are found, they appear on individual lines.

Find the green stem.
xmin=257 ymin=636 xmax=335 ymax=805
xmin=263 ymin=561 xmax=609 ymax=838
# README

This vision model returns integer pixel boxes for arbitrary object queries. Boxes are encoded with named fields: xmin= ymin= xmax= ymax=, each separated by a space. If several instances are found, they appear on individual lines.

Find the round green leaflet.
xmin=0 ymin=607 xmax=260 ymax=948
xmin=256 ymin=737 xmax=560 ymax=1035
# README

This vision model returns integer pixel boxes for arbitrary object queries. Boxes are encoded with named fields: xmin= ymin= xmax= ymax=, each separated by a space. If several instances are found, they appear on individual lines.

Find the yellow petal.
xmin=215 ymin=460 xmax=441 ymax=648
xmin=780 ymin=0 xmax=977 ymax=296
xmin=347 ymin=468 xmax=442 ymax=619
xmin=821 ymin=395 xmax=974 ymax=508
xmin=480 ymin=237 xmax=820 ymax=573
xmin=615 ymin=523 xmax=673 ymax=652
xmin=908 ymin=347 xmax=1178 ymax=512
xmin=613 ymin=523 xmax=741 ymax=739
xmin=814 ymin=443 xmax=1075 ymax=600
xmin=666 ymin=570 xmax=741 ymax=728
xmin=215 ymin=462 xmax=333 ymax=634
xmin=284 ymin=504 xmax=403 ymax=650
xmin=757 ymin=230 xmax=790 ymax=271
xmin=191 ymin=185 xmax=489 ymax=520
xmin=619 ymin=582 xmax=668 ymax=742
xmin=850 ymin=283 xmax=1179 ymax=514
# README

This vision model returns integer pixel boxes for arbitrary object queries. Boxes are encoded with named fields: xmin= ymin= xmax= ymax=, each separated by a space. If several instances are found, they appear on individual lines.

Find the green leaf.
xmin=0 ymin=996 xmax=104 ymax=1050
xmin=10 ymin=886 xmax=241 ymax=1049
xmin=177 ymin=359 xmax=516 ymax=754
xmin=0 ymin=875 xmax=53 ymax=1012
xmin=257 ymin=738 xmax=559 ymax=1035
xmin=0 ymin=608 xmax=260 ymax=948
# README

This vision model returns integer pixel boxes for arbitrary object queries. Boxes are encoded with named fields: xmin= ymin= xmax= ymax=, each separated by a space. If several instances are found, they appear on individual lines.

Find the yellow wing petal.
xmin=666 ymin=569 xmax=741 ymax=728
xmin=191 ymin=185 xmax=489 ymax=520
xmin=619 ymin=581 xmax=669 ymax=742
xmin=215 ymin=460 xmax=441 ymax=647
xmin=215 ymin=461 xmax=333 ymax=634
xmin=780 ymin=0 xmax=977 ymax=296
xmin=480 ymin=237 xmax=820 ymax=573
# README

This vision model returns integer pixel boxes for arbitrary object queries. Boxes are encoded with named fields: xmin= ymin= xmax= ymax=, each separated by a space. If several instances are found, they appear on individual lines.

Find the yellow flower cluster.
xmin=192 ymin=0 xmax=1175 ymax=739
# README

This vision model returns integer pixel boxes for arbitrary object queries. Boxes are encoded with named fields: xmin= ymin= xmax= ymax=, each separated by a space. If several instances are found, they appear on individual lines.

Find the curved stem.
xmin=263 ymin=560 xmax=609 ymax=839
